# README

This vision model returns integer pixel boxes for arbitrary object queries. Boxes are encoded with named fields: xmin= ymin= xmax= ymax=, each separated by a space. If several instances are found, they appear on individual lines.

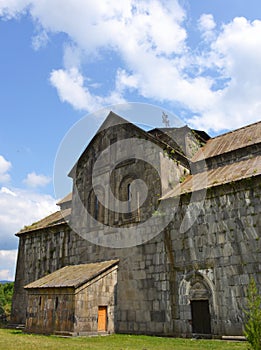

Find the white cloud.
xmin=0 ymin=155 xmax=11 ymax=184
xmin=50 ymin=68 xmax=98 ymax=111
xmin=0 ymin=186 xmax=58 ymax=250
xmin=0 ymin=250 xmax=17 ymax=281
xmin=0 ymin=187 xmax=16 ymax=196
xmin=0 ymin=0 xmax=31 ymax=19
xmin=188 ymin=17 xmax=261 ymax=131
xmin=50 ymin=67 xmax=125 ymax=112
xmin=1 ymin=1 xmax=261 ymax=131
xmin=0 ymin=164 xmax=57 ymax=280
xmin=63 ymin=44 xmax=83 ymax=70
xmin=198 ymin=14 xmax=216 ymax=32
xmin=23 ymin=172 xmax=51 ymax=187
xmin=31 ymin=29 xmax=49 ymax=50
xmin=116 ymin=69 xmax=139 ymax=92
xmin=25 ymin=1 xmax=186 ymax=55
xmin=198 ymin=14 xmax=216 ymax=41
xmin=1 ymin=0 xmax=188 ymax=114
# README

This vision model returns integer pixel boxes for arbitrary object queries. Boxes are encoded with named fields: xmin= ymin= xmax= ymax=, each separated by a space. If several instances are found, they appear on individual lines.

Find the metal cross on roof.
xmin=162 ymin=112 xmax=170 ymax=127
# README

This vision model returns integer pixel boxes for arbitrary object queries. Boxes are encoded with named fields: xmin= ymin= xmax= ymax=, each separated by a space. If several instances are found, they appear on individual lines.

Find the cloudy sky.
xmin=0 ymin=0 xmax=261 ymax=281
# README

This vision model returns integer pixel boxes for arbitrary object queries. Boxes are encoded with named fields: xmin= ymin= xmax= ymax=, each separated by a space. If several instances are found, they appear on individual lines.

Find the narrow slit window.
xmin=127 ymin=183 xmax=132 ymax=213
xmin=94 ymin=195 xmax=99 ymax=220
xmin=55 ymin=297 xmax=59 ymax=310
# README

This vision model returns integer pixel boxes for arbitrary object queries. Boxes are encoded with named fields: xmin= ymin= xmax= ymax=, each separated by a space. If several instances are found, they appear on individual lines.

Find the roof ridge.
xmin=211 ymin=120 xmax=261 ymax=140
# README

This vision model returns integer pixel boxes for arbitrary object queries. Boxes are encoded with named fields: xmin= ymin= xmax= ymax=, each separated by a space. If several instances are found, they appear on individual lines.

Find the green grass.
xmin=0 ymin=329 xmax=248 ymax=350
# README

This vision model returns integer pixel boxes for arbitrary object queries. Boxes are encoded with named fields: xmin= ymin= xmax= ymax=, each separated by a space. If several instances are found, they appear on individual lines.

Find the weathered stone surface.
xmin=24 ymin=264 xmax=118 ymax=335
xmin=11 ymin=113 xmax=261 ymax=337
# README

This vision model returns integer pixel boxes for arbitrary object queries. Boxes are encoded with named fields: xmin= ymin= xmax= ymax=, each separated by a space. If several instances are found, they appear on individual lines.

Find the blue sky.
xmin=0 ymin=0 xmax=261 ymax=280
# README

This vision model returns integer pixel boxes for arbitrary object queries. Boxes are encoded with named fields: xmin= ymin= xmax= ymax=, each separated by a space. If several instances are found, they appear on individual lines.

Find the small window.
xmin=119 ymin=177 xmax=141 ymax=222
xmin=39 ymin=296 xmax=42 ymax=306
xmin=88 ymin=188 xmax=105 ymax=224
xmin=127 ymin=183 xmax=132 ymax=213
xmin=110 ymin=137 xmax=117 ymax=145
xmin=55 ymin=297 xmax=59 ymax=310
xmin=94 ymin=195 xmax=99 ymax=220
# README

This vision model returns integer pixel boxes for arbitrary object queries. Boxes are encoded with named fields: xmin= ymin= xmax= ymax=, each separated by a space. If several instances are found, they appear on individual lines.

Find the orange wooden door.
xmin=98 ymin=306 xmax=107 ymax=331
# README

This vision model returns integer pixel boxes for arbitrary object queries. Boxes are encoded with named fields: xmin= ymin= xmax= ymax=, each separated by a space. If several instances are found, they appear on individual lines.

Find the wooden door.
xmin=191 ymin=300 xmax=211 ymax=335
xmin=98 ymin=306 xmax=107 ymax=332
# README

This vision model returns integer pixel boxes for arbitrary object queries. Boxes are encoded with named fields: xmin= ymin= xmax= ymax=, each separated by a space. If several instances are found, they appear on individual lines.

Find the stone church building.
xmin=11 ymin=112 xmax=261 ymax=337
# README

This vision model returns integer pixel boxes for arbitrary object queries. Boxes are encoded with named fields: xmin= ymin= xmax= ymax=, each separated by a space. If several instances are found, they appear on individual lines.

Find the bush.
xmin=0 ymin=282 xmax=14 ymax=324
xmin=244 ymin=277 xmax=261 ymax=350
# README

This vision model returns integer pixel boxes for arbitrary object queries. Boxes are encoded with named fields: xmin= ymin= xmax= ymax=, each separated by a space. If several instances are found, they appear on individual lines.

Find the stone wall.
xmin=75 ymin=266 xmax=118 ymax=334
xmin=11 ymin=222 xmax=174 ymax=334
xmin=25 ymin=287 xmax=75 ymax=334
xmin=168 ymin=176 xmax=261 ymax=336
xmin=25 ymin=266 xmax=118 ymax=335
xmin=11 ymin=224 xmax=71 ymax=324
xmin=71 ymin=120 xmax=187 ymax=233
xmin=11 ymin=176 xmax=261 ymax=337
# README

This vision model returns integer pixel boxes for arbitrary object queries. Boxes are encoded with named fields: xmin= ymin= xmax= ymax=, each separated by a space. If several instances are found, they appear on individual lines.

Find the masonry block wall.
xmin=11 ymin=115 xmax=261 ymax=336
xmin=170 ymin=177 xmax=261 ymax=336
xmin=75 ymin=267 xmax=118 ymax=334
xmin=12 ymin=175 xmax=261 ymax=336
xmin=25 ymin=287 xmax=75 ymax=334
xmin=11 ymin=224 xmax=71 ymax=324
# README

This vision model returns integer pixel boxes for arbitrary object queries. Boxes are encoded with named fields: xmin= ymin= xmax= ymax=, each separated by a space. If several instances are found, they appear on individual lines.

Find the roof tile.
xmin=24 ymin=260 xmax=119 ymax=289
xmin=193 ymin=121 xmax=261 ymax=161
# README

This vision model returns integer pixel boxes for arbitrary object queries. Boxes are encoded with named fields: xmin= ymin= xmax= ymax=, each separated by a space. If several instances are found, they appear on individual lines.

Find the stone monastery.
xmin=11 ymin=112 xmax=261 ymax=337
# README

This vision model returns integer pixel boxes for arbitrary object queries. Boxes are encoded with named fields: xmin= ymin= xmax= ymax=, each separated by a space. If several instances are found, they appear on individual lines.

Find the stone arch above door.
xmin=178 ymin=269 xmax=217 ymax=336
xmin=179 ymin=270 xmax=215 ymax=305
xmin=189 ymin=275 xmax=211 ymax=301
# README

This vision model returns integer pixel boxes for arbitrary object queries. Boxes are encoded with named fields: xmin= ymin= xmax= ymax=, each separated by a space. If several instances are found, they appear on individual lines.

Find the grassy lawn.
xmin=0 ymin=329 xmax=248 ymax=350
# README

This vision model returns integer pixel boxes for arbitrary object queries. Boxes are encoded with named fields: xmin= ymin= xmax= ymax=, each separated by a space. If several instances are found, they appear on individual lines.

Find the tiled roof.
xmin=193 ymin=121 xmax=261 ymax=161
xmin=56 ymin=192 xmax=72 ymax=205
xmin=17 ymin=208 xmax=71 ymax=235
xmin=161 ymin=155 xmax=261 ymax=199
xmin=24 ymin=260 xmax=119 ymax=289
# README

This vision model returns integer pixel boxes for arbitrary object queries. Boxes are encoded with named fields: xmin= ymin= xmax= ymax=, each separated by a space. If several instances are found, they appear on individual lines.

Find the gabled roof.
xmin=17 ymin=208 xmax=71 ymax=235
xmin=149 ymin=126 xmax=210 ymax=144
xmin=96 ymin=110 xmax=132 ymax=133
xmin=68 ymin=111 xmax=133 ymax=178
xmin=193 ymin=120 xmax=261 ymax=162
xmin=56 ymin=192 xmax=72 ymax=206
xmin=24 ymin=260 xmax=119 ymax=289
xmin=149 ymin=126 xmax=210 ymax=159
xmin=161 ymin=155 xmax=261 ymax=199
xmin=68 ymin=111 xmax=190 ymax=178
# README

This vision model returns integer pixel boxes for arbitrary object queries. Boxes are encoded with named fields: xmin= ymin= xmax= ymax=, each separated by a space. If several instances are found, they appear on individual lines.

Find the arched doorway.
xmin=189 ymin=278 xmax=212 ymax=336
xmin=191 ymin=299 xmax=211 ymax=334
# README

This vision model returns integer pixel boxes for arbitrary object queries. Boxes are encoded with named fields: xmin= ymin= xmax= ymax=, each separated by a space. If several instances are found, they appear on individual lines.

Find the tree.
xmin=0 ymin=282 xmax=14 ymax=323
xmin=244 ymin=277 xmax=261 ymax=350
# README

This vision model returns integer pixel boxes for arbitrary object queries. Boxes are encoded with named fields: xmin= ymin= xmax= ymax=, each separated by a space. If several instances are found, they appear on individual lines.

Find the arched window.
xmin=127 ymin=183 xmax=132 ymax=213
xmin=119 ymin=177 xmax=140 ymax=222
xmin=88 ymin=187 xmax=105 ymax=224
xmin=94 ymin=195 xmax=99 ymax=220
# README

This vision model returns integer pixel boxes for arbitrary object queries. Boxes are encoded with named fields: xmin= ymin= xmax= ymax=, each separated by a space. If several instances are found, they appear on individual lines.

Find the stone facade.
xmin=26 ymin=287 xmax=75 ymax=334
xmin=24 ymin=261 xmax=118 ymax=335
xmin=167 ymin=177 xmax=261 ymax=336
xmin=11 ymin=112 xmax=261 ymax=337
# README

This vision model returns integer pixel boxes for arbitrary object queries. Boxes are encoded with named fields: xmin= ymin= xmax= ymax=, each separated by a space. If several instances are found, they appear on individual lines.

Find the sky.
xmin=0 ymin=0 xmax=261 ymax=281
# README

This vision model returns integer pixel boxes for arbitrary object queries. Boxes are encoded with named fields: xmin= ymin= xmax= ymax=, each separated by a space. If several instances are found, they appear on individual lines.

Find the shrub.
xmin=244 ymin=277 xmax=261 ymax=350
xmin=0 ymin=282 xmax=14 ymax=324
